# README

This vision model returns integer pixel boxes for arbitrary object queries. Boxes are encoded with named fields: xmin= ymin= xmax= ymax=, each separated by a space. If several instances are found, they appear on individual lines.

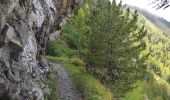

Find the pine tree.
xmin=86 ymin=0 xmax=147 ymax=96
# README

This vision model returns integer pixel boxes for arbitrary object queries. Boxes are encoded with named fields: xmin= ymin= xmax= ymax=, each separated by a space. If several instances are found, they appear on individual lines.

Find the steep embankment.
xmin=0 ymin=0 xmax=83 ymax=99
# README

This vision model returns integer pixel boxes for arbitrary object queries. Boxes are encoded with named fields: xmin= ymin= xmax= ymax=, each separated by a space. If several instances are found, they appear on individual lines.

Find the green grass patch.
xmin=70 ymin=57 xmax=85 ymax=66
xmin=63 ymin=64 xmax=113 ymax=100
xmin=47 ymin=56 xmax=113 ymax=100
xmin=47 ymin=56 xmax=69 ymax=63
xmin=121 ymin=81 xmax=144 ymax=100
xmin=46 ymin=40 xmax=77 ymax=57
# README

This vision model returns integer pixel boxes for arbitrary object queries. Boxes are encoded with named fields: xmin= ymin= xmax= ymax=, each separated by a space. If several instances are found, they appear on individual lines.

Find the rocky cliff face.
xmin=0 ymin=0 xmax=82 ymax=99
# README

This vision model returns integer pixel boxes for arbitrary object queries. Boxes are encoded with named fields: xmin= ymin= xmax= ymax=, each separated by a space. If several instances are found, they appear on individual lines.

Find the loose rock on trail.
xmin=54 ymin=63 xmax=83 ymax=100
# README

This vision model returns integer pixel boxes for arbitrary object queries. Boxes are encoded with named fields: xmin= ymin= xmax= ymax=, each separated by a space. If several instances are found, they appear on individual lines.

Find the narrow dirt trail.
xmin=54 ymin=63 xmax=83 ymax=100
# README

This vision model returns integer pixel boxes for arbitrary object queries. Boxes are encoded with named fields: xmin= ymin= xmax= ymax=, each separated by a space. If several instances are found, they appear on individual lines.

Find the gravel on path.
xmin=54 ymin=63 xmax=83 ymax=100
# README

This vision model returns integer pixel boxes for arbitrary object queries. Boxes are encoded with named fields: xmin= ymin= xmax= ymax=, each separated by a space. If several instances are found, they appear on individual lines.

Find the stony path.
xmin=54 ymin=63 xmax=82 ymax=100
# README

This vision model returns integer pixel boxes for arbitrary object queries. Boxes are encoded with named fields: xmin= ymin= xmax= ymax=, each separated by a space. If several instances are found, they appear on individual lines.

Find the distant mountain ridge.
xmin=125 ymin=4 xmax=170 ymax=35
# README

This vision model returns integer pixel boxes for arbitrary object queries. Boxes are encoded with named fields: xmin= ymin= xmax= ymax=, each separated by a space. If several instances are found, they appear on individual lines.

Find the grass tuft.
xmin=70 ymin=57 xmax=85 ymax=66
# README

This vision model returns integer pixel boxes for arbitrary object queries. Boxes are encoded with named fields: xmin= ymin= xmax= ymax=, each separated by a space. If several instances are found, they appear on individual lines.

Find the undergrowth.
xmin=47 ymin=56 xmax=114 ymax=100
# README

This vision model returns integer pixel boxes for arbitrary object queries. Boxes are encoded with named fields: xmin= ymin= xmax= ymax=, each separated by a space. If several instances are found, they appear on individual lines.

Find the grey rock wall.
xmin=0 ymin=0 xmax=82 ymax=100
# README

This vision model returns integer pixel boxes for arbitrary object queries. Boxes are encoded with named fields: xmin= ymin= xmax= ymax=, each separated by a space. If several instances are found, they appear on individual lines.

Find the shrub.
xmin=46 ymin=41 xmax=61 ymax=57
xmin=46 ymin=40 xmax=76 ymax=57
xmin=70 ymin=58 xmax=85 ymax=66
xmin=166 ymin=75 xmax=170 ymax=84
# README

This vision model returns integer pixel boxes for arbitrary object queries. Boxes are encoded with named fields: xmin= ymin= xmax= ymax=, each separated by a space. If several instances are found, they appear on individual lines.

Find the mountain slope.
xmin=121 ymin=4 xmax=170 ymax=100
xmin=126 ymin=5 xmax=170 ymax=35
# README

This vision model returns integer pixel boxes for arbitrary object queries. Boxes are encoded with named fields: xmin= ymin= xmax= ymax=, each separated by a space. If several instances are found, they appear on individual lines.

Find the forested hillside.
xmin=127 ymin=5 xmax=170 ymax=36
xmin=46 ymin=0 xmax=170 ymax=100
xmin=122 ymin=9 xmax=170 ymax=100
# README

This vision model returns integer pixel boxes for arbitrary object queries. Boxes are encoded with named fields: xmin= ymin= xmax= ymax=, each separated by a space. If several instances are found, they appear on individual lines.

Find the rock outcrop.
xmin=0 ymin=0 xmax=83 ymax=100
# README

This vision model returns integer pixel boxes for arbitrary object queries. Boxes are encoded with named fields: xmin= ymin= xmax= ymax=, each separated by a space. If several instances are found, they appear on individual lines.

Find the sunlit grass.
xmin=47 ymin=56 xmax=113 ymax=100
xmin=63 ymin=63 xmax=113 ymax=100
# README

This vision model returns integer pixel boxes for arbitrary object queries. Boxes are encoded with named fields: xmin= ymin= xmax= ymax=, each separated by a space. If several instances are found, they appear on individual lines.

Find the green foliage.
xmin=45 ymin=0 xmax=170 ymax=99
xmin=166 ymin=75 xmax=170 ymax=84
xmin=47 ymin=56 xmax=69 ymax=63
xmin=46 ymin=40 xmax=76 ymax=57
xmin=64 ymin=64 xmax=113 ymax=100
xmin=46 ymin=41 xmax=60 ymax=56
xmin=62 ymin=7 xmax=89 ymax=58
xmin=48 ymin=56 xmax=113 ymax=100
xmin=70 ymin=58 xmax=85 ymax=66
xmin=47 ymin=56 xmax=85 ymax=66
xmin=62 ymin=24 xmax=78 ymax=49
xmin=122 ymin=73 xmax=169 ymax=100
xmin=143 ymin=17 xmax=170 ymax=81
xmin=86 ymin=0 xmax=147 ymax=96
xmin=120 ymin=12 xmax=170 ymax=100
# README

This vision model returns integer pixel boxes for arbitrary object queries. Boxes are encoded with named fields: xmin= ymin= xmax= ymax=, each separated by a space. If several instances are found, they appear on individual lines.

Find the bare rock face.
xmin=0 ymin=0 xmax=83 ymax=100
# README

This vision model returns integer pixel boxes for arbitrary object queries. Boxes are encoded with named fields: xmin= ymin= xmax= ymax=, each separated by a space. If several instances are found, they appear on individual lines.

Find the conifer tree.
xmin=86 ymin=0 xmax=147 ymax=96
